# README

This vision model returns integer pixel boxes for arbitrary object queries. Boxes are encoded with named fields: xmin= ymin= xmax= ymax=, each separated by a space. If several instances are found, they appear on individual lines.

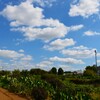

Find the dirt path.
xmin=0 ymin=88 xmax=27 ymax=100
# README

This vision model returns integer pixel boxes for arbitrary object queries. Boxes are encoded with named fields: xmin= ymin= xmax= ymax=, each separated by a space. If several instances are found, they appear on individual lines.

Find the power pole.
xmin=94 ymin=50 xmax=97 ymax=67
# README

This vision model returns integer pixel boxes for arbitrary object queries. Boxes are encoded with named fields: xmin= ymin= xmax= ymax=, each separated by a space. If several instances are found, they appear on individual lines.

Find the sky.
xmin=0 ymin=0 xmax=100 ymax=71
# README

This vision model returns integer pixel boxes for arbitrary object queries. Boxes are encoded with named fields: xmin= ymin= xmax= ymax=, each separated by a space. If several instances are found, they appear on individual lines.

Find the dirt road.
xmin=0 ymin=88 xmax=27 ymax=100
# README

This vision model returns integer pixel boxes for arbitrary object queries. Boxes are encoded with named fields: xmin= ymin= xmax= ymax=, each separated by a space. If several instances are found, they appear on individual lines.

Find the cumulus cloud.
xmin=36 ymin=60 xmax=53 ymax=67
xmin=36 ymin=60 xmax=53 ymax=70
xmin=35 ymin=56 xmax=84 ymax=71
xmin=20 ymin=55 xmax=33 ymax=61
xmin=84 ymin=30 xmax=100 ymax=36
xmin=44 ymin=38 xmax=76 ymax=51
xmin=97 ymin=60 xmax=100 ymax=64
xmin=0 ymin=49 xmax=24 ymax=59
xmin=49 ymin=56 xmax=84 ymax=64
xmin=69 ymin=0 xmax=100 ymax=18
xmin=0 ymin=49 xmax=33 ymax=70
xmin=19 ymin=49 xmax=24 ymax=53
xmin=1 ymin=1 xmax=84 ymax=42
xmin=0 ymin=49 xmax=33 ymax=61
xmin=1 ymin=1 xmax=44 ymax=27
xmin=32 ymin=0 xmax=57 ymax=7
xmin=35 ymin=60 xmax=74 ymax=71
xmin=12 ymin=24 xmax=68 ymax=42
xmin=61 ymin=45 xmax=97 ymax=58
xmin=70 ymin=24 xmax=84 ymax=31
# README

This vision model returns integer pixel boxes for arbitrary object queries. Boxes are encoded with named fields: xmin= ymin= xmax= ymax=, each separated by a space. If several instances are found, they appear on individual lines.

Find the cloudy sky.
xmin=0 ymin=0 xmax=100 ymax=71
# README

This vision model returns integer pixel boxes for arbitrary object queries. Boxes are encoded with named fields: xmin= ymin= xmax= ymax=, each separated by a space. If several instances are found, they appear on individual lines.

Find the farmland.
xmin=0 ymin=67 xmax=100 ymax=100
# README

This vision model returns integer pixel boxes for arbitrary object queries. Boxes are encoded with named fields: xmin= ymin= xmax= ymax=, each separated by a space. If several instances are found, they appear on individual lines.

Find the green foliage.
xmin=83 ymin=65 xmax=97 ymax=78
xmin=85 ymin=65 xmax=97 ymax=73
xmin=0 ymin=70 xmax=11 ymax=76
xmin=83 ymin=69 xmax=97 ymax=78
xmin=12 ymin=69 xmax=20 ymax=77
xmin=31 ymin=87 xmax=48 ymax=100
xmin=58 ymin=68 xmax=64 ymax=75
xmin=0 ymin=68 xmax=100 ymax=100
xmin=30 ymin=68 xmax=47 ymax=75
xmin=49 ymin=67 xmax=57 ymax=74
xmin=20 ymin=70 xmax=29 ymax=76
xmin=41 ymin=74 xmax=66 ymax=90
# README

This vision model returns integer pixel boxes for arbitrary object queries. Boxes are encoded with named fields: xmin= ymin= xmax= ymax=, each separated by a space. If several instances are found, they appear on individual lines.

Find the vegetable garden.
xmin=0 ymin=69 xmax=100 ymax=100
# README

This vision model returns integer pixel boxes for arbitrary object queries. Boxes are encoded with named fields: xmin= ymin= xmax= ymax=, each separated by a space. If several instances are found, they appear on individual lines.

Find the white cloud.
xmin=69 ymin=0 xmax=100 ymax=18
xmin=36 ymin=60 xmax=53 ymax=70
xmin=19 ymin=49 xmax=24 ymax=53
xmin=49 ymin=56 xmax=84 ymax=64
xmin=0 ymin=49 xmax=33 ymax=70
xmin=1 ymin=1 xmax=44 ymax=27
xmin=97 ymin=60 xmax=100 ymax=64
xmin=35 ymin=60 xmax=73 ymax=71
xmin=32 ymin=0 xmax=56 ymax=7
xmin=61 ymin=45 xmax=96 ymax=58
xmin=84 ymin=30 xmax=100 ymax=36
xmin=0 ymin=49 xmax=33 ymax=61
xmin=44 ymin=38 xmax=76 ymax=51
xmin=36 ymin=60 xmax=53 ymax=67
xmin=20 ymin=55 xmax=33 ymax=61
xmin=35 ymin=57 xmax=84 ymax=71
xmin=0 ymin=49 xmax=24 ymax=59
xmin=70 ymin=24 xmax=84 ymax=31
xmin=1 ymin=1 xmax=69 ymax=42
xmin=12 ymin=24 xmax=68 ymax=42
xmin=1 ymin=1 xmax=84 ymax=42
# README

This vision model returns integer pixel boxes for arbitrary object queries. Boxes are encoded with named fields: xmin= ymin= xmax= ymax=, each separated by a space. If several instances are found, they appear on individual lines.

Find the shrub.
xmin=58 ymin=68 xmax=64 ymax=75
xmin=41 ymin=74 xmax=66 ymax=89
xmin=31 ymin=87 xmax=48 ymax=100
xmin=30 ymin=68 xmax=47 ymax=75
xmin=49 ymin=67 xmax=57 ymax=74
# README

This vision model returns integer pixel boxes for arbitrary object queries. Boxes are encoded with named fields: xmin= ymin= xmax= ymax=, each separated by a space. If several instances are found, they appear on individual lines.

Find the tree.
xmin=83 ymin=65 xmax=97 ymax=77
xmin=30 ymin=68 xmax=47 ymax=75
xmin=58 ymin=68 xmax=64 ymax=75
xmin=0 ymin=70 xmax=11 ymax=76
xmin=85 ymin=65 xmax=97 ymax=73
xmin=83 ymin=69 xmax=96 ymax=77
xmin=20 ymin=70 xmax=29 ymax=76
xmin=12 ymin=69 xmax=20 ymax=77
xmin=49 ymin=67 xmax=57 ymax=74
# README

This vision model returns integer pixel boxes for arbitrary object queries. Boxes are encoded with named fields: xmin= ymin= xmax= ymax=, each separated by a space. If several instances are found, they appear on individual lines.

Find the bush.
xmin=30 ymin=68 xmax=47 ymax=75
xmin=41 ymin=74 xmax=66 ymax=89
xmin=49 ymin=67 xmax=57 ymax=74
xmin=31 ymin=87 xmax=48 ymax=100
xmin=58 ymin=68 xmax=64 ymax=75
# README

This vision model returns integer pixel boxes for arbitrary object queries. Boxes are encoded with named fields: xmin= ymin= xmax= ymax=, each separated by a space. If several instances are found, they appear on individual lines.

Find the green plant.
xmin=31 ymin=87 xmax=48 ymax=100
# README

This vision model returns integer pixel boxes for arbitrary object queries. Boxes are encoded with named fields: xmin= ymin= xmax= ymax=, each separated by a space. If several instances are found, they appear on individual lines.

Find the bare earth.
xmin=0 ymin=88 xmax=27 ymax=100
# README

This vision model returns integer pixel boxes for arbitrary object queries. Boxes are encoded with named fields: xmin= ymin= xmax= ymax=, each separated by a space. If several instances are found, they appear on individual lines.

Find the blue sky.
xmin=0 ymin=0 xmax=100 ymax=71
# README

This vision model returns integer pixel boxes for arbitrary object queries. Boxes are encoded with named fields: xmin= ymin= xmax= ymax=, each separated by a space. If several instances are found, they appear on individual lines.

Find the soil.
xmin=0 ymin=88 xmax=27 ymax=100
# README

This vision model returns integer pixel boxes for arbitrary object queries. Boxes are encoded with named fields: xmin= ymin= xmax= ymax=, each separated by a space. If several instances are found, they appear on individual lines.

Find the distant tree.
xmin=49 ymin=67 xmax=57 ymax=74
xmin=58 ymin=68 xmax=64 ymax=75
xmin=83 ymin=65 xmax=97 ymax=77
xmin=20 ymin=70 xmax=29 ymax=76
xmin=30 ymin=68 xmax=47 ymax=75
xmin=12 ymin=69 xmax=20 ymax=77
xmin=83 ymin=69 xmax=96 ymax=77
xmin=0 ymin=70 xmax=11 ymax=76
xmin=85 ymin=65 xmax=97 ymax=73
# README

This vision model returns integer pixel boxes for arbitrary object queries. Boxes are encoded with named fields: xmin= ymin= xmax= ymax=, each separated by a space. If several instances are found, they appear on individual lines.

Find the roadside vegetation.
xmin=0 ymin=65 xmax=100 ymax=100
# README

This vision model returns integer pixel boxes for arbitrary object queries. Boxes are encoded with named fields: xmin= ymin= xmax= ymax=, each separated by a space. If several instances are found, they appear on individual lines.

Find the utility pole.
xmin=94 ymin=50 xmax=97 ymax=67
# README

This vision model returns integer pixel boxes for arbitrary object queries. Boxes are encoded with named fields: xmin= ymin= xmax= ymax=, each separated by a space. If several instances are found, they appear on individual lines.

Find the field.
xmin=0 ymin=69 xmax=100 ymax=100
